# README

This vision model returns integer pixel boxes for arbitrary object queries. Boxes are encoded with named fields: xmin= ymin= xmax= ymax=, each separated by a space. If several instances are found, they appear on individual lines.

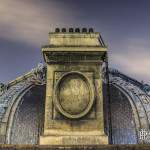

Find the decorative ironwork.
xmin=0 ymin=63 xmax=149 ymax=144
xmin=30 ymin=63 xmax=46 ymax=85
xmin=0 ymin=83 xmax=8 ymax=96
xmin=0 ymin=64 xmax=46 ymax=121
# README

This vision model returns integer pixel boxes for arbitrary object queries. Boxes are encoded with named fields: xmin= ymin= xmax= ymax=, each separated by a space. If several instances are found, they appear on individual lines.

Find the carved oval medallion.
xmin=54 ymin=72 xmax=94 ymax=119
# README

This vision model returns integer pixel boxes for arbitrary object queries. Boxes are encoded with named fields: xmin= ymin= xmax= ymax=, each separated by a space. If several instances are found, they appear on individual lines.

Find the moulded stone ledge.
xmin=0 ymin=145 xmax=150 ymax=150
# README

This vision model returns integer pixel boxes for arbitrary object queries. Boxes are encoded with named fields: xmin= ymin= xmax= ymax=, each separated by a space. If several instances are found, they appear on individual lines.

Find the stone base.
xmin=40 ymin=135 xmax=108 ymax=145
xmin=0 ymin=145 xmax=150 ymax=150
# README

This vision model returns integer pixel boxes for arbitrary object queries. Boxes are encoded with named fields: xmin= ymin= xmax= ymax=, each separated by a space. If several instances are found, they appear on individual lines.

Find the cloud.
xmin=110 ymin=37 xmax=150 ymax=84
xmin=0 ymin=0 xmax=149 ymax=84
xmin=0 ymin=0 xmax=73 ymax=45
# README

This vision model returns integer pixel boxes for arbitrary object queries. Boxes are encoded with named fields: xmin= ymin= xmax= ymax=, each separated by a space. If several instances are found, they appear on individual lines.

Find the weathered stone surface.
xmin=0 ymin=145 xmax=150 ymax=150
xmin=56 ymin=72 xmax=91 ymax=118
xmin=40 ymin=29 xmax=108 ymax=145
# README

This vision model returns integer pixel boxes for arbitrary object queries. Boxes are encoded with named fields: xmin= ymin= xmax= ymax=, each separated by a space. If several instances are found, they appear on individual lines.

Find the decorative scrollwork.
xmin=29 ymin=63 xmax=46 ymax=85
xmin=0 ymin=83 xmax=8 ymax=96
xmin=143 ymin=84 xmax=150 ymax=95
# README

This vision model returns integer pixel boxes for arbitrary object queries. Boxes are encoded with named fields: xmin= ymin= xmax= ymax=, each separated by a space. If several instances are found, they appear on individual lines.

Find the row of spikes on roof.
xmin=54 ymin=28 xmax=94 ymax=33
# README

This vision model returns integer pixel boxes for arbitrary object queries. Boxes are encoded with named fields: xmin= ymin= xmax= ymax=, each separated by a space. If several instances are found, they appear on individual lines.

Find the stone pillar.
xmin=40 ymin=28 xmax=108 ymax=145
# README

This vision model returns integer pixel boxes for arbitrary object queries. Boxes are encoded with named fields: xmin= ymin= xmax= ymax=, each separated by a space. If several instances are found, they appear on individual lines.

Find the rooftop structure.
xmin=0 ymin=28 xmax=149 ymax=145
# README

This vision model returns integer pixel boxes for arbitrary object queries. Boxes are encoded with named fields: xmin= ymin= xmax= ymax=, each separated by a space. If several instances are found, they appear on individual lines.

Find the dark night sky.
xmin=0 ymin=0 xmax=150 ymax=84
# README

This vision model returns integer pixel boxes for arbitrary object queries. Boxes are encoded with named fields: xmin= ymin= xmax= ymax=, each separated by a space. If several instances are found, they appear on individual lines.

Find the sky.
xmin=0 ymin=0 xmax=150 ymax=84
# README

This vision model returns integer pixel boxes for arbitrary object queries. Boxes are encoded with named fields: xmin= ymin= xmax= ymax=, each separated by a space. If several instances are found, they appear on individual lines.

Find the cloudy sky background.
xmin=0 ymin=0 xmax=150 ymax=84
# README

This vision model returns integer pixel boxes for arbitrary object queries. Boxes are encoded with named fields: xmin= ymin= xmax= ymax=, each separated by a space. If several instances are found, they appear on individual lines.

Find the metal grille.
xmin=110 ymin=85 xmax=137 ymax=144
xmin=10 ymin=85 xmax=45 ymax=144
